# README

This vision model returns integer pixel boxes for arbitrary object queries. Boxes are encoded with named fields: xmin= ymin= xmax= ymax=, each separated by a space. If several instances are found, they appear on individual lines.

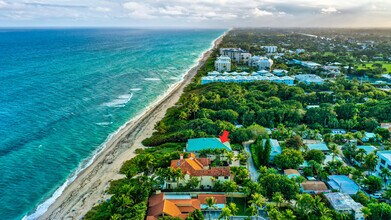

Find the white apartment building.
xmin=375 ymin=151 xmax=391 ymax=186
xmin=214 ymin=56 xmax=231 ymax=72
xmin=261 ymin=46 xmax=278 ymax=53
xmin=219 ymin=48 xmax=251 ymax=63
xmin=249 ymin=56 xmax=273 ymax=70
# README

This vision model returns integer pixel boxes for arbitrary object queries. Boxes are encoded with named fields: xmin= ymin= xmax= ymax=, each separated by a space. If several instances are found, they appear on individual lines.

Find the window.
xmin=224 ymin=176 xmax=229 ymax=179
xmin=388 ymin=165 xmax=391 ymax=170
xmin=381 ymin=159 xmax=386 ymax=165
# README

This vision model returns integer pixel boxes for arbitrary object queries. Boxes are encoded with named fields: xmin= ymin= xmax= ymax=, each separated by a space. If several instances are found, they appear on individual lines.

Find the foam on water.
xmin=102 ymin=93 xmax=133 ymax=107
xmin=0 ymin=28 xmax=225 ymax=220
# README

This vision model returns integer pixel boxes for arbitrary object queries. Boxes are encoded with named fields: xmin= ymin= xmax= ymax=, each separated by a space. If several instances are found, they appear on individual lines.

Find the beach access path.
xmin=38 ymin=34 xmax=225 ymax=220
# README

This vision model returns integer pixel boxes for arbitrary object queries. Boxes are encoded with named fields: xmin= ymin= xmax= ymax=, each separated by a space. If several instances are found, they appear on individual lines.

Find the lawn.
xmin=364 ymin=62 xmax=391 ymax=73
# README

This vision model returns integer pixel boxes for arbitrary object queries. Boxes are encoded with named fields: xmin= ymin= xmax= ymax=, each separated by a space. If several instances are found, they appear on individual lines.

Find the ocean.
xmin=0 ymin=28 xmax=224 ymax=220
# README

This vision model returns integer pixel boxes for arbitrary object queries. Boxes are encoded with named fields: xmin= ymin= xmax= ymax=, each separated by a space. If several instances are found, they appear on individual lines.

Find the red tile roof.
xmin=198 ymin=194 xmax=227 ymax=204
xmin=171 ymin=156 xmax=230 ymax=177
xmin=147 ymin=193 xmax=201 ymax=220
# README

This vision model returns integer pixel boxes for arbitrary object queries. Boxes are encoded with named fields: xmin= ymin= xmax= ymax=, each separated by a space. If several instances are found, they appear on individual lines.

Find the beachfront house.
xmin=146 ymin=193 xmax=227 ymax=220
xmin=166 ymin=154 xmax=231 ymax=190
xmin=325 ymin=193 xmax=364 ymax=220
xmin=374 ymin=150 xmax=391 ymax=186
xmin=215 ymin=56 xmax=231 ymax=72
xmin=186 ymin=131 xmax=232 ymax=153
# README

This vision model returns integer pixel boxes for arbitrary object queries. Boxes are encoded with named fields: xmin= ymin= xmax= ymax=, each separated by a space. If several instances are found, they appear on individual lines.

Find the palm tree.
xmin=282 ymin=209 xmax=296 ymax=219
xmin=328 ymin=142 xmax=340 ymax=162
xmin=228 ymin=202 xmax=239 ymax=217
xmin=364 ymin=153 xmax=379 ymax=174
xmin=356 ymin=148 xmax=367 ymax=164
xmin=380 ymin=168 xmax=391 ymax=188
xmin=206 ymin=197 xmax=217 ymax=219
xmin=219 ymin=207 xmax=232 ymax=220
xmin=249 ymin=193 xmax=267 ymax=217
xmin=246 ymin=205 xmax=257 ymax=220
xmin=272 ymin=192 xmax=284 ymax=209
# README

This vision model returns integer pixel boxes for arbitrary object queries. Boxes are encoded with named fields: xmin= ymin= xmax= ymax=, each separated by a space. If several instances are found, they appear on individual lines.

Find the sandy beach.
xmin=37 ymin=32 xmax=225 ymax=220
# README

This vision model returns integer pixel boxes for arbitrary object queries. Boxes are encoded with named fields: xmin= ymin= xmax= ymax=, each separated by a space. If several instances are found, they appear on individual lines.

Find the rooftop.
xmin=301 ymin=181 xmax=328 ymax=191
xmin=356 ymin=145 xmax=377 ymax=155
xmin=377 ymin=150 xmax=391 ymax=162
xmin=186 ymin=138 xmax=231 ymax=152
xmin=170 ymin=155 xmax=230 ymax=177
xmin=284 ymin=169 xmax=300 ymax=176
xmin=325 ymin=193 xmax=363 ymax=212
xmin=307 ymin=143 xmax=329 ymax=151
xmin=327 ymin=175 xmax=359 ymax=195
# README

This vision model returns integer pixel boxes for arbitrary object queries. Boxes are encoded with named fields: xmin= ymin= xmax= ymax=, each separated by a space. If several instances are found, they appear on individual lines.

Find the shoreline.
xmin=32 ymin=31 xmax=226 ymax=220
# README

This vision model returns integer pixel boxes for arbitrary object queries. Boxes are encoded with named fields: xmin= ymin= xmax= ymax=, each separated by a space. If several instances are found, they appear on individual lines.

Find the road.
xmin=244 ymin=141 xmax=259 ymax=182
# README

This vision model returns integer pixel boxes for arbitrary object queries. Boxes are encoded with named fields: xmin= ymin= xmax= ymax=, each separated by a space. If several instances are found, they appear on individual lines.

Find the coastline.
xmin=32 ymin=31 xmax=226 ymax=220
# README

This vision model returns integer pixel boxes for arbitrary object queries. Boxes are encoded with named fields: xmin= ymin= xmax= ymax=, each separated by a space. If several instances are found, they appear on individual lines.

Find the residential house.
xmin=147 ymin=193 xmax=227 ymax=220
xmin=375 ymin=150 xmax=391 ymax=186
xmin=307 ymin=142 xmax=329 ymax=153
xmin=295 ymin=74 xmax=325 ymax=85
xmin=325 ymin=193 xmax=364 ymax=220
xmin=331 ymin=129 xmax=347 ymax=135
xmin=147 ymin=193 xmax=200 ymax=220
xmin=284 ymin=169 xmax=301 ymax=179
xmin=301 ymin=61 xmax=321 ymax=69
xmin=362 ymin=132 xmax=376 ymax=142
xmin=300 ymin=181 xmax=329 ymax=194
xmin=327 ymin=175 xmax=359 ymax=195
xmin=380 ymin=123 xmax=391 ymax=133
xmin=186 ymin=131 xmax=232 ymax=153
xmin=267 ymin=139 xmax=282 ymax=161
xmin=215 ymin=56 xmax=231 ymax=72
xmin=166 ymin=154 xmax=231 ymax=190
xmin=272 ymin=69 xmax=288 ymax=76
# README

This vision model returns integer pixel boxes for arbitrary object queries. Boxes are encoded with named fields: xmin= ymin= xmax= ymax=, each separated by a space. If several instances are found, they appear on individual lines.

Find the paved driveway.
xmin=244 ymin=141 xmax=259 ymax=182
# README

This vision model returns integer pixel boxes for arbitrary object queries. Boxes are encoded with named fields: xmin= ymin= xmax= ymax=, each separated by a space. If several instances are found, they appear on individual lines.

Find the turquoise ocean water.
xmin=0 ymin=28 xmax=224 ymax=219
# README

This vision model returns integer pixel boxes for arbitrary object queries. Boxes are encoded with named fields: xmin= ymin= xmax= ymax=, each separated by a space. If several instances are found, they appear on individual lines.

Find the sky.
xmin=1 ymin=0 xmax=391 ymax=28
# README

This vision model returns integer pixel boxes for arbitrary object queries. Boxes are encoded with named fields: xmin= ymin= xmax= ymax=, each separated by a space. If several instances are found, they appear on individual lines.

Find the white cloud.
xmin=93 ymin=7 xmax=111 ymax=12
xmin=0 ymin=1 xmax=7 ymax=8
xmin=252 ymin=8 xmax=273 ymax=17
xmin=321 ymin=7 xmax=338 ymax=14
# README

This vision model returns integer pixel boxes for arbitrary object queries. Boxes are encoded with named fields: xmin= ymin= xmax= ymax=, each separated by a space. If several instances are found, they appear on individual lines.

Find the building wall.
xmin=166 ymin=174 xmax=231 ymax=190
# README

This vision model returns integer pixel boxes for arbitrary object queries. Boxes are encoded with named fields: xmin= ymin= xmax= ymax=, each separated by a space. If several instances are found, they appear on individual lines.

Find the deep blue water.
xmin=0 ymin=28 xmax=224 ymax=220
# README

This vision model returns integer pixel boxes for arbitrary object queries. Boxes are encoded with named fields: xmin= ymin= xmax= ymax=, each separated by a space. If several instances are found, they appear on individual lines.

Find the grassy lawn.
xmin=227 ymin=197 xmax=250 ymax=215
xmin=364 ymin=62 xmax=391 ymax=73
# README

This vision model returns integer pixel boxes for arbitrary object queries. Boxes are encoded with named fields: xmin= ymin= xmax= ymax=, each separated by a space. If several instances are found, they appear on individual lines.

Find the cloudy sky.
xmin=1 ymin=0 xmax=391 ymax=28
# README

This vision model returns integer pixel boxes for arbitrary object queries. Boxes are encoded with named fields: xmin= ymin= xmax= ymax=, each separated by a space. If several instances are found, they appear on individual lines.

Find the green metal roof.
xmin=186 ymin=138 xmax=231 ymax=152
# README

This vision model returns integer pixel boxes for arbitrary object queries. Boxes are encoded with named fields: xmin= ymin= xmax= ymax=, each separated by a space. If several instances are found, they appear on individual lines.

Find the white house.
xmin=215 ymin=56 xmax=231 ymax=72
xmin=249 ymin=56 xmax=273 ymax=70
xmin=261 ymin=46 xmax=277 ymax=53
xmin=166 ymin=154 xmax=231 ymax=190
xmin=375 ymin=151 xmax=391 ymax=186
xmin=325 ymin=193 xmax=364 ymax=220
